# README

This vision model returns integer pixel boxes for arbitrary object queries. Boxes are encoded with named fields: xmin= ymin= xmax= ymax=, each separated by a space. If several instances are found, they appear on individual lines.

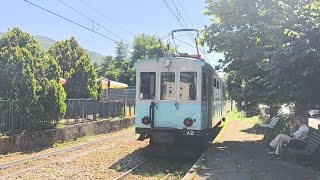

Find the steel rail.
xmin=114 ymin=161 xmax=147 ymax=180
xmin=0 ymin=131 xmax=133 ymax=170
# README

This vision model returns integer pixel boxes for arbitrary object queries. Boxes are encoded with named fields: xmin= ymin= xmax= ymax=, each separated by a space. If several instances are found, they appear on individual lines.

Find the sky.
xmin=0 ymin=0 xmax=223 ymax=65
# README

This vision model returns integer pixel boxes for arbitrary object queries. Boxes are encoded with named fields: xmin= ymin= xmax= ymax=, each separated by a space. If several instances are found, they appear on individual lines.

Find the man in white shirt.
xmin=268 ymin=116 xmax=309 ymax=160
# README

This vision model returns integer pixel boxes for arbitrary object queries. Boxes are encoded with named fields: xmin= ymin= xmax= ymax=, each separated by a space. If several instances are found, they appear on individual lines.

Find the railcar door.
xmin=201 ymin=71 xmax=209 ymax=128
xmin=153 ymin=71 xmax=178 ymax=128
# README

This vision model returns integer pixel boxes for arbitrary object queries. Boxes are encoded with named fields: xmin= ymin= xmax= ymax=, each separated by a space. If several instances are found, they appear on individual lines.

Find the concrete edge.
xmin=182 ymin=148 xmax=208 ymax=180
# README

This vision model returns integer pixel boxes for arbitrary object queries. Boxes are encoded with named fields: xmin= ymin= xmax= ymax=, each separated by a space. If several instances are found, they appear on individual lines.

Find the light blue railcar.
xmin=135 ymin=55 xmax=226 ymax=145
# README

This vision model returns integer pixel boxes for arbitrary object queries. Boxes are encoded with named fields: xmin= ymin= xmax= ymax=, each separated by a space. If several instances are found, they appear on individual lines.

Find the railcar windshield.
xmin=179 ymin=72 xmax=197 ymax=101
xmin=139 ymin=72 xmax=156 ymax=100
xmin=160 ymin=72 xmax=175 ymax=100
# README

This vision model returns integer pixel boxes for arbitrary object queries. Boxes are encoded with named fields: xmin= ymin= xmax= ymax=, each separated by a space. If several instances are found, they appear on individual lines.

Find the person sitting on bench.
xmin=268 ymin=116 xmax=309 ymax=160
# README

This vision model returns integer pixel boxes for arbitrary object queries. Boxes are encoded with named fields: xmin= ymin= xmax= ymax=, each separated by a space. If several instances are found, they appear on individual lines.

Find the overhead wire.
xmin=162 ymin=0 xmax=211 ymax=61
xmin=23 ymin=0 xmax=117 ymax=43
xmin=25 ymin=0 xmax=148 ymax=56
xmin=78 ymin=0 xmax=135 ymax=37
xmin=170 ymin=0 xmax=190 ymax=30
xmin=66 ymin=0 xmax=153 ymax=56
xmin=174 ymin=38 xmax=197 ymax=49
xmin=170 ymin=0 xmax=216 ymax=63
xmin=57 ymin=0 xmax=131 ymax=44
xmin=177 ymin=0 xmax=195 ymax=28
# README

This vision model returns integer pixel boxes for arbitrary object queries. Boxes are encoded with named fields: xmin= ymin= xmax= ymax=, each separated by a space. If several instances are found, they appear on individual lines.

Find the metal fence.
xmin=103 ymin=87 xmax=136 ymax=100
xmin=0 ymin=98 xmax=136 ymax=135
xmin=64 ymin=98 xmax=135 ymax=124
xmin=0 ymin=100 xmax=32 ymax=135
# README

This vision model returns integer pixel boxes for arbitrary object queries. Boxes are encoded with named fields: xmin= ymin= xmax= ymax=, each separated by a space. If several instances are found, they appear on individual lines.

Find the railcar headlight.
xmin=183 ymin=117 xmax=193 ymax=127
xmin=142 ymin=116 xmax=151 ymax=125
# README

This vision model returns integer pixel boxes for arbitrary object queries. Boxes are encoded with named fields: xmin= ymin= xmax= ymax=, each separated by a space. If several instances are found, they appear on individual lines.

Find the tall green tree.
xmin=49 ymin=37 xmax=102 ymax=98
xmin=0 ymin=28 xmax=66 ymax=130
xmin=204 ymin=0 xmax=320 ymax=115
xmin=132 ymin=34 xmax=163 ymax=64
xmin=105 ymin=41 xmax=133 ymax=85
xmin=97 ymin=55 xmax=113 ymax=77
xmin=48 ymin=37 xmax=83 ymax=79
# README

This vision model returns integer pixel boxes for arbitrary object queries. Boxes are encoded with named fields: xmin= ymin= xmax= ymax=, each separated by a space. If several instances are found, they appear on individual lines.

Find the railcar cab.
xmin=134 ymin=54 xmax=214 ymax=144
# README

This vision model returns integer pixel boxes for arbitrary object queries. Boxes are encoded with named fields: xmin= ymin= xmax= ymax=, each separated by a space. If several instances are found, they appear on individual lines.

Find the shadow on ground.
xmin=109 ymin=126 xmax=223 ymax=178
xmin=240 ymin=124 xmax=265 ymax=135
xmin=197 ymin=123 xmax=320 ymax=180
xmin=200 ymin=140 xmax=320 ymax=180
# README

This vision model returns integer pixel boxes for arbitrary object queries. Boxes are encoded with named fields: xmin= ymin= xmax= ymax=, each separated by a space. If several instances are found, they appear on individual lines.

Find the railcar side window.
xmin=140 ymin=72 xmax=156 ymax=100
xmin=180 ymin=72 xmax=197 ymax=101
xmin=160 ymin=72 xmax=175 ymax=100
xmin=202 ymin=72 xmax=208 ymax=101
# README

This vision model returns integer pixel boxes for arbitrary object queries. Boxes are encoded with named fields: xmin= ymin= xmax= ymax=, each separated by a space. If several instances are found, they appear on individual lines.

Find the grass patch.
xmin=195 ymin=162 xmax=204 ymax=173
xmin=24 ymin=159 xmax=34 ymax=165
xmin=52 ymin=136 xmax=88 ymax=149
xmin=214 ymin=110 xmax=260 ymax=143
xmin=226 ymin=110 xmax=260 ymax=124
xmin=249 ymin=169 xmax=257 ymax=180
xmin=52 ymin=125 xmax=134 ymax=149
xmin=137 ymin=158 xmax=191 ymax=179
xmin=115 ymin=164 xmax=122 ymax=172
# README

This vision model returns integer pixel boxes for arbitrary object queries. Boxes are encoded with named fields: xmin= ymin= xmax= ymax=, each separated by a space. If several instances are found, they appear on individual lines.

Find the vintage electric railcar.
xmin=134 ymin=55 xmax=227 ymax=146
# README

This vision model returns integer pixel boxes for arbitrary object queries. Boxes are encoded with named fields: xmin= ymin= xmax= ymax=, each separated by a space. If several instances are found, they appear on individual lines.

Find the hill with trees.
xmin=0 ymin=32 xmax=104 ymax=64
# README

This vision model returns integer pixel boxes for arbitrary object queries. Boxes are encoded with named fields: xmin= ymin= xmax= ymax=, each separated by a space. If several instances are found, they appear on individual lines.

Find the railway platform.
xmin=184 ymin=118 xmax=320 ymax=180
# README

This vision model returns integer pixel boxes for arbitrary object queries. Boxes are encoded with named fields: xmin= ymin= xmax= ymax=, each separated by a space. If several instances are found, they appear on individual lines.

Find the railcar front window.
xmin=180 ymin=72 xmax=197 ymax=101
xmin=140 ymin=72 xmax=156 ymax=100
xmin=160 ymin=72 xmax=175 ymax=100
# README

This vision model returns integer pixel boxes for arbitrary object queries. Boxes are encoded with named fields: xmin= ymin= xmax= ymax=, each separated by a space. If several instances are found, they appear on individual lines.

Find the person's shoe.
xmin=270 ymin=154 xmax=280 ymax=160
xmin=267 ymin=151 xmax=274 ymax=155
xmin=264 ymin=146 xmax=274 ymax=152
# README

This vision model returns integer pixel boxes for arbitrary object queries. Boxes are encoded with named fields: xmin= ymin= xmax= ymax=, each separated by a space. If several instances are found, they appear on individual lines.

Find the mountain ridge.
xmin=0 ymin=32 xmax=104 ymax=64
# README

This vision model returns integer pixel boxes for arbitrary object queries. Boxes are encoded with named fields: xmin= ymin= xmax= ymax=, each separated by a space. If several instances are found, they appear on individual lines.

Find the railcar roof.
xmin=134 ymin=56 xmax=212 ymax=66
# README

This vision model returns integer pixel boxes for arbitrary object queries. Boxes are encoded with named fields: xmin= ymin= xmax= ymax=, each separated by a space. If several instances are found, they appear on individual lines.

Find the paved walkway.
xmin=193 ymin=120 xmax=320 ymax=180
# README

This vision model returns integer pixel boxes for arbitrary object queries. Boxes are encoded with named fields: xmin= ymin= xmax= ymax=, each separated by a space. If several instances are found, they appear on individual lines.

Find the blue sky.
xmin=0 ymin=0 xmax=223 ymax=65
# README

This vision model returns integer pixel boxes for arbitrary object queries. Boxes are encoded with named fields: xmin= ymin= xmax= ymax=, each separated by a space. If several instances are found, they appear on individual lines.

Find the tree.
xmin=49 ymin=37 xmax=102 ymax=99
xmin=48 ymin=37 xmax=83 ymax=79
xmin=132 ymin=34 xmax=163 ymax=63
xmin=98 ymin=35 xmax=169 ymax=86
xmin=0 ymin=28 xmax=67 ymax=130
xmin=104 ymin=41 xmax=134 ymax=85
xmin=204 ymin=0 xmax=320 ymax=115
xmin=65 ymin=56 xmax=102 ymax=98
xmin=97 ymin=55 xmax=113 ymax=77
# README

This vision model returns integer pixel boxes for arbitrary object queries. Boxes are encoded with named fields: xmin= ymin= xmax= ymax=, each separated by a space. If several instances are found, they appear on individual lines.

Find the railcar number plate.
xmin=186 ymin=131 xmax=194 ymax=136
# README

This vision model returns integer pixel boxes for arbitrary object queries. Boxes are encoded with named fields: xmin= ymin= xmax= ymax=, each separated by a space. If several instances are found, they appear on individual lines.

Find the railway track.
xmin=112 ymin=149 xmax=200 ymax=180
xmin=114 ymin=161 xmax=147 ymax=180
xmin=0 ymin=131 xmax=133 ymax=170
xmin=0 ymin=131 xmax=135 ymax=179
xmin=1 ymin=126 xmax=221 ymax=179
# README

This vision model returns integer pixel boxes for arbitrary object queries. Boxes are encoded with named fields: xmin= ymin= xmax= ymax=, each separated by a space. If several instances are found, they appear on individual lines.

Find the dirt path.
xmin=193 ymin=119 xmax=320 ymax=180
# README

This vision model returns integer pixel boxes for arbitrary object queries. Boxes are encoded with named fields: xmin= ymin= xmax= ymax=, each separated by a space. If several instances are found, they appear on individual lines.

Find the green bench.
xmin=283 ymin=127 xmax=320 ymax=161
